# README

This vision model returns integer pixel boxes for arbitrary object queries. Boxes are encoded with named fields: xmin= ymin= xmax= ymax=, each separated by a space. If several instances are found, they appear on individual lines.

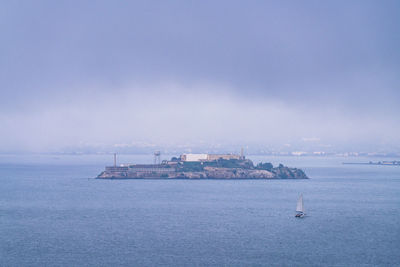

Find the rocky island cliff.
xmin=97 ymin=153 xmax=308 ymax=179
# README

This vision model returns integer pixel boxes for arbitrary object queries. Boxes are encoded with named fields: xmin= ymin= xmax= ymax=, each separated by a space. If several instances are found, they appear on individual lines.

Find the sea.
xmin=0 ymin=154 xmax=399 ymax=266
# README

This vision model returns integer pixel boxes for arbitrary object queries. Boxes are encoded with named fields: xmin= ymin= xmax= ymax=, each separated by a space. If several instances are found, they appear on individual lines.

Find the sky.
xmin=1 ymin=0 xmax=399 ymax=154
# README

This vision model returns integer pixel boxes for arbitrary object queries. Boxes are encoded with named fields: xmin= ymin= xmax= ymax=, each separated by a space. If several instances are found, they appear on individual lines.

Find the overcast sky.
xmin=1 ymin=0 xmax=399 ymax=153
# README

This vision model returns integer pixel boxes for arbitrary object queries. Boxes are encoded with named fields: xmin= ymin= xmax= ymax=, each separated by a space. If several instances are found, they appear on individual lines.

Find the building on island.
xmin=128 ymin=164 xmax=176 ymax=174
xmin=207 ymin=154 xmax=241 ymax=161
xmin=104 ymin=152 xmax=245 ymax=178
xmin=180 ymin=153 xmax=242 ymax=162
xmin=180 ymin=154 xmax=208 ymax=162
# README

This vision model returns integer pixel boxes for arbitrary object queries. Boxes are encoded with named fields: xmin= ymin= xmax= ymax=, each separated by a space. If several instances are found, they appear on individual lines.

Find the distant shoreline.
xmin=343 ymin=161 xmax=400 ymax=166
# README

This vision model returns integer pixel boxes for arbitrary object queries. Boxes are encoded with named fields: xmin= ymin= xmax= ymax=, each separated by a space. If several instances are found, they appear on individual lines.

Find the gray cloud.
xmin=0 ymin=0 xmax=399 ymax=153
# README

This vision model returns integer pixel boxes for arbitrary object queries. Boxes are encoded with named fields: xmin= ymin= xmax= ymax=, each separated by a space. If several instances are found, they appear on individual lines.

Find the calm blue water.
xmin=1 ymin=155 xmax=399 ymax=266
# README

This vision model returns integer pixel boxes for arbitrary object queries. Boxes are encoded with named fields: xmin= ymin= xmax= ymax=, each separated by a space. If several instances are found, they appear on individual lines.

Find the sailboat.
xmin=295 ymin=194 xmax=305 ymax=217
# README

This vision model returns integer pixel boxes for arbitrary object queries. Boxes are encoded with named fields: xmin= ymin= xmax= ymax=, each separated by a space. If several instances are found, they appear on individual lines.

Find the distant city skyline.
xmin=1 ymin=1 xmax=399 ymax=153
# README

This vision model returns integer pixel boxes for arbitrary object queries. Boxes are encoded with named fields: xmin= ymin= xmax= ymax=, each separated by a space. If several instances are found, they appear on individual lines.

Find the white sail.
xmin=296 ymin=194 xmax=304 ymax=212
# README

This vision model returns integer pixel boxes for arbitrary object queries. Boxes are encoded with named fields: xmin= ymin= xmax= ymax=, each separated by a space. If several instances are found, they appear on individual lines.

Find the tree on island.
xmin=256 ymin=162 xmax=273 ymax=171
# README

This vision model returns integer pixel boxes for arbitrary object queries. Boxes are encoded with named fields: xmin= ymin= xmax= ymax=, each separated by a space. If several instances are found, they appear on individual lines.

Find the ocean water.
xmin=0 ymin=155 xmax=399 ymax=266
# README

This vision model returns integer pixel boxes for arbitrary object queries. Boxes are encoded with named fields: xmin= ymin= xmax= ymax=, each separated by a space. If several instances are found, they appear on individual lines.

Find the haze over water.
xmin=1 ymin=1 xmax=400 ymax=266
xmin=1 ymin=1 xmax=400 ymax=154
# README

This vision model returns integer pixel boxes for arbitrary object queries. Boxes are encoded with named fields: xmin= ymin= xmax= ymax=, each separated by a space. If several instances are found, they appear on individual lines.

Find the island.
xmin=97 ymin=153 xmax=309 ymax=179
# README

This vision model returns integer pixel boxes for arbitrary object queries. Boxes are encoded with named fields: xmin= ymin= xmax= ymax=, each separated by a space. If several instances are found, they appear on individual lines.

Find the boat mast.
xmin=296 ymin=194 xmax=304 ymax=213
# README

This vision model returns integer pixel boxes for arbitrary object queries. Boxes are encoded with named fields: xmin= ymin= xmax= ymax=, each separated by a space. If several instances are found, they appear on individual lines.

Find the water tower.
xmin=154 ymin=151 xmax=161 ymax=165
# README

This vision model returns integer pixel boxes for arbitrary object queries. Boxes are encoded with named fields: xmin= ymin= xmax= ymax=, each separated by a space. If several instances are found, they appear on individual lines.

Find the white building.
xmin=180 ymin=153 xmax=241 ymax=162
xmin=180 ymin=154 xmax=208 ymax=162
